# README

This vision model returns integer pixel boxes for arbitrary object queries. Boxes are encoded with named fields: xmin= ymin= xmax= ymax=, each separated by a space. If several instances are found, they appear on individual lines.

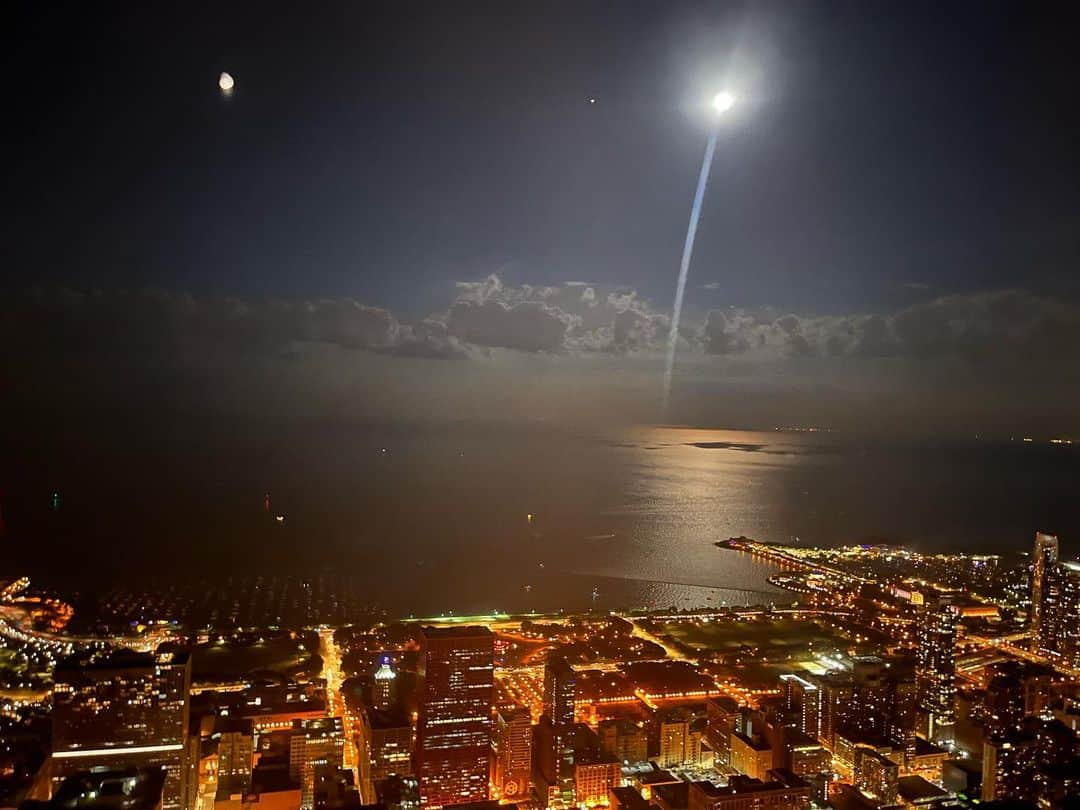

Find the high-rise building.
xmin=704 ymin=698 xmax=738 ymax=767
xmin=729 ymin=731 xmax=773 ymax=781
xmin=542 ymin=655 xmax=576 ymax=727
xmin=288 ymin=717 xmax=345 ymax=810
xmin=540 ymin=655 xmax=577 ymax=804
xmin=781 ymin=730 xmax=829 ymax=805
xmin=1039 ymin=559 xmax=1080 ymax=666
xmin=373 ymin=659 xmax=398 ymax=712
xmin=982 ymin=717 xmax=1078 ymax=804
xmin=598 ymin=719 xmax=647 ymax=765
xmin=854 ymin=749 xmax=899 ymax=805
xmin=915 ymin=602 xmax=956 ymax=742
xmin=492 ymin=707 xmax=532 ymax=802
xmin=779 ymin=674 xmax=821 ymax=741
xmin=985 ymin=673 xmax=1026 ymax=739
xmin=216 ymin=718 xmax=255 ymax=798
xmin=657 ymin=713 xmax=690 ymax=769
xmin=815 ymin=674 xmax=854 ymax=750
xmin=414 ymin=626 xmax=494 ymax=808
xmin=1031 ymin=531 xmax=1060 ymax=652
xmin=359 ymin=707 xmax=413 ymax=804
xmin=51 ymin=651 xmax=191 ymax=810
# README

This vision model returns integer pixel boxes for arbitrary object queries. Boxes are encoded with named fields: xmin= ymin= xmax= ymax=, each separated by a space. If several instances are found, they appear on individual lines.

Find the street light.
xmin=662 ymin=91 xmax=737 ymax=416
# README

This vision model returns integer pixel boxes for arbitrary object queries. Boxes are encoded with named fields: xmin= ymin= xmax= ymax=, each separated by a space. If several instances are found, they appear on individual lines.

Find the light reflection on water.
xmin=14 ymin=422 xmax=1080 ymax=620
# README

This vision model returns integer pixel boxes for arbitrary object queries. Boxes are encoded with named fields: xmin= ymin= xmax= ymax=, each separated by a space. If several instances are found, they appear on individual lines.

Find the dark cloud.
xmin=446 ymin=300 xmax=575 ymax=353
xmin=3 ymin=282 xmax=1080 ymax=435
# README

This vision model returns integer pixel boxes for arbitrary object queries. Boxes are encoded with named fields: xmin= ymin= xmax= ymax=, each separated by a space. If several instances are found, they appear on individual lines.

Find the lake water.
xmin=4 ymin=424 xmax=1080 ymax=618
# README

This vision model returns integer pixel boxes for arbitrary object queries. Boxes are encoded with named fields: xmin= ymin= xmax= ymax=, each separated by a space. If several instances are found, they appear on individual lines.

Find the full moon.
xmin=218 ymin=72 xmax=235 ymax=95
xmin=712 ymin=91 xmax=735 ymax=114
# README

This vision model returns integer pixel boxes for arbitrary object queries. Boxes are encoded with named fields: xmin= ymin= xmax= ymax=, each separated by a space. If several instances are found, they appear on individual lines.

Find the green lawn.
xmin=191 ymin=636 xmax=314 ymax=679
xmin=659 ymin=618 xmax=843 ymax=653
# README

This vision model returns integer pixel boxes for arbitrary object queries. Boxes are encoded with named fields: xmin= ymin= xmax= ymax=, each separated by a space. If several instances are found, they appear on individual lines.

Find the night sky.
xmin=4 ymin=1 xmax=1080 ymax=438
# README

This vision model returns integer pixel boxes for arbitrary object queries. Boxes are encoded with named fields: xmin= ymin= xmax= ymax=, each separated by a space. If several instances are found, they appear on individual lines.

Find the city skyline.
xmin=4 ymin=2 xmax=1080 ymax=808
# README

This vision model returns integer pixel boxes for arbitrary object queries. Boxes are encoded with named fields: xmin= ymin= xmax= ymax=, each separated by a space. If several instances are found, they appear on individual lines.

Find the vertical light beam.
xmin=662 ymin=130 xmax=718 ymax=417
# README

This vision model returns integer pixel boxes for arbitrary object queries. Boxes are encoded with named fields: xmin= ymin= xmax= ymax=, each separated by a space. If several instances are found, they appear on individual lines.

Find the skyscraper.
xmin=414 ymin=626 xmax=494 ymax=808
xmin=540 ymin=655 xmax=577 ymax=805
xmin=216 ymin=718 xmax=255 ymax=798
xmin=1031 ymin=531 xmax=1060 ymax=652
xmin=492 ymin=707 xmax=532 ymax=801
xmin=359 ymin=707 xmax=413 ymax=804
xmin=779 ymin=674 xmax=821 ymax=741
xmin=1038 ymin=559 xmax=1080 ymax=666
xmin=51 ymin=651 xmax=191 ymax=810
xmin=373 ymin=658 xmax=398 ymax=712
xmin=657 ymin=714 xmax=690 ymax=769
xmin=288 ymin=717 xmax=344 ymax=810
xmin=915 ymin=601 xmax=956 ymax=742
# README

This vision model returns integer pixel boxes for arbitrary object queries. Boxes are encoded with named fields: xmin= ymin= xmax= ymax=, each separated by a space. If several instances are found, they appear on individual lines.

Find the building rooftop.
xmin=46 ymin=767 xmax=166 ymax=810
xmin=652 ymin=782 xmax=689 ymax=810
xmin=609 ymin=786 xmax=652 ymax=810
xmin=898 ymin=775 xmax=948 ymax=801
xmin=914 ymin=737 xmax=947 ymax=756
xmin=633 ymin=768 xmax=680 ymax=786
xmin=692 ymin=771 xmax=807 ymax=798
xmin=731 ymin=731 xmax=772 ymax=752
xmin=366 ymin=707 xmax=411 ymax=730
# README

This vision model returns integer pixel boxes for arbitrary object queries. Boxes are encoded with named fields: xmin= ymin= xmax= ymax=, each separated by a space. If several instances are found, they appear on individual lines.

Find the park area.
xmin=190 ymin=633 xmax=320 ymax=681
xmin=655 ymin=615 xmax=847 ymax=659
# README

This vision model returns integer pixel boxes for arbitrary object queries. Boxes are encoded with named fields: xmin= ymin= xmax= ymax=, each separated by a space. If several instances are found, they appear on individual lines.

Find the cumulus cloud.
xmin=5 ymin=281 xmax=1080 ymax=436
xmin=446 ymin=299 xmax=577 ymax=353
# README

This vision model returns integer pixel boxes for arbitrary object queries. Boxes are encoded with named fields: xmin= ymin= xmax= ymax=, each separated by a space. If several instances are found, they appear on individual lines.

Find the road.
xmin=629 ymin=618 xmax=694 ymax=662
xmin=318 ymin=627 xmax=359 ymax=779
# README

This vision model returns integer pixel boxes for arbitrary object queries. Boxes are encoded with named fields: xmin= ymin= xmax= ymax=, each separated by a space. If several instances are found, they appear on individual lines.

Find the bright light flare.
xmin=218 ymin=72 xmax=235 ymax=95
xmin=712 ymin=91 xmax=735 ymax=114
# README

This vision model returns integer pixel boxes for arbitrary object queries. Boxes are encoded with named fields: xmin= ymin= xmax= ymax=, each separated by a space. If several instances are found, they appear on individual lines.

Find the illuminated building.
xmin=704 ymin=697 xmax=738 ymax=767
xmin=1031 ymin=531 xmax=1060 ymax=652
xmin=729 ymin=731 xmax=773 ymax=781
xmin=374 ymin=658 xmax=398 ymax=712
xmin=915 ymin=601 xmax=956 ymax=742
xmin=414 ymin=626 xmax=494 ymax=808
xmin=491 ymin=707 xmax=531 ymax=801
xmin=981 ymin=717 xmax=1077 ymax=803
xmin=359 ymin=707 xmax=413 ymax=804
xmin=780 ymin=729 xmax=829 ymax=804
xmin=288 ymin=717 xmax=345 ymax=810
xmin=630 ymin=767 xmax=679 ymax=801
xmin=573 ymin=760 xmax=621 ymax=805
xmin=853 ymin=749 xmax=899 ymax=805
xmin=779 ymin=674 xmax=820 ymax=741
xmin=814 ymin=673 xmax=854 ymax=750
xmin=540 ymin=655 xmax=576 ymax=805
xmin=657 ymin=711 xmax=690 ymax=769
xmin=216 ymin=718 xmax=254 ymax=798
xmin=906 ymin=738 xmax=946 ymax=784
xmin=984 ymin=672 xmax=1025 ymax=739
xmin=51 ymin=651 xmax=191 ymax=810
xmin=982 ymin=733 xmax=1038 ymax=802
xmin=687 ymin=772 xmax=810 ymax=810
xmin=1041 ymin=560 xmax=1080 ymax=666
xmin=598 ymin=718 xmax=647 ymax=765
